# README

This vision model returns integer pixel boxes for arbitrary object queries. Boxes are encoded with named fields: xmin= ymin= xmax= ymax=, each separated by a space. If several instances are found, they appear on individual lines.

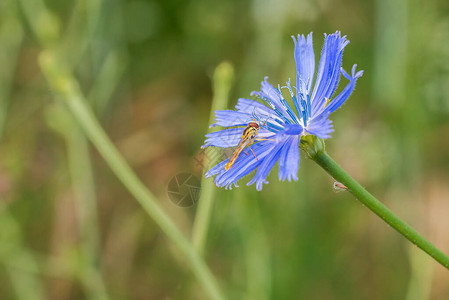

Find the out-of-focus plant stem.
xmin=0 ymin=3 xmax=45 ymax=299
xmin=0 ymin=206 xmax=46 ymax=300
xmin=192 ymin=62 xmax=234 ymax=256
xmin=20 ymin=0 xmax=111 ymax=297
xmin=0 ymin=1 xmax=24 ymax=137
xmin=38 ymin=51 xmax=225 ymax=300
xmin=311 ymin=150 xmax=449 ymax=270
xmin=46 ymin=104 xmax=110 ymax=299
xmin=65 ymin=120 xmax=109 ymax=300
xmin=235 ymin=191 xmax=271 ymax=300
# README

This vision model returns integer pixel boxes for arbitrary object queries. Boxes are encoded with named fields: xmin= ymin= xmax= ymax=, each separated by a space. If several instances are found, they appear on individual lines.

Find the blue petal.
xmin=306 ymin=112 xmax=334 ymax=139
xmin=306 ymin=121 xmax=333 ymax=139
xmin=273 ymin=124 xmax=303 ymax=146
xmin=247 ymin=141 xmax=284 ymax=190
xmin=202 ymin=128 xmax=244 ymax=148
xmin=292 ymin=33 xmax=315 ymax=95
xmin=213 ymin=142 xmax=275 ymax=189
xmin=319 ymin=64 xmax=363 ymax=115
xmin=235 ymin=98 xmax=273 ymax=115
xmin=278 ymin=136 xmax=300 ymax=182
xmin=251 ymin=78 xmax=293 ymax=122
xmin=281 ymin=123 xmax=303 ymax=135
xmin=311 ymin=31 xmax=350 ymax=116
xmin=203 ymin=127 xmax=275 ymax=148
xmin=205 ymin=159 xmax=229 ymax=178
xmin=210 ymin=110 xmax=251 ymax=128
xmin=235 ymin=98 xmax=284 ymax=126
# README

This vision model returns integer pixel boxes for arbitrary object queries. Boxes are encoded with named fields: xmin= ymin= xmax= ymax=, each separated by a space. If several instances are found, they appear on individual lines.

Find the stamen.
xmin=252 ymin=93 xmax=292 ymax=125
xmin=297 ymin=78 xmax=311 ymax=123
xmin=306 ymin=94 xmax=312 ymax=119
xmin=296 ymin=87 xmax=308 ymax=127
xmin=265 ymin=121 xmax=283 ymax=132
xmin=277 ymin=84 xmax=300 ymax=124
xmin=284 ymin=79 xmax=304 ymax=125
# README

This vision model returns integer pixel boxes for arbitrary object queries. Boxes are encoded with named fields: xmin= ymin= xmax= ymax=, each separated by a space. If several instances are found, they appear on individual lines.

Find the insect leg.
xmin=247 ymin=146 xmax=258 ymax=160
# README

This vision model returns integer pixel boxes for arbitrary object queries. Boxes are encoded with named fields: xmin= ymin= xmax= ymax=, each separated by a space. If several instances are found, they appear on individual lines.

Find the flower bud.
xmin=299 ymin=135 xmax=326 ymax=158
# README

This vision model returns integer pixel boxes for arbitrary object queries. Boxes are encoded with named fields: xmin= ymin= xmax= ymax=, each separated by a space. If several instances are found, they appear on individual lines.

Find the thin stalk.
xmin=65 ymin=120 xmax=109 ymax=300
xmin=311 ymin=150 xmax=449 ymax=270
xmin=235 ymin=191 xmax=271 ymax=300
xmin=0 ymin=206 xmax=46 ymax=300
xmin=6 ymin=254 xmax=46 ymax=300
xmin=0 ymin=0 xmax=24 ymax=137
xmin=38 ymin=51 xmax=225 ymax=300
xmin=192 ymin=62 xmax=234 ymax=256
xmin=46 ymin=104 xmax=109 ymax=298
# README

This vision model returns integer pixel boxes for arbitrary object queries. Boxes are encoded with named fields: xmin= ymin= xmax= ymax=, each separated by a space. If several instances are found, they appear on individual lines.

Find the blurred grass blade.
xmin=88 ymin=51 xmax=127 ymax=114
xmin=406 ymin=245 xmax=433 ymax=300
xmin=38 ymin=51 xmax=225 ymax=300
xmin=17 ymin=0 xmax=60 ymax=47
xmin=46 ymin=105 xmax=109 ymax=300
xmin=192 ymin=62 xmax=234 ymax=256
xmin=66 ymin=119 xmax=109 ymax=300
xmin=235 ymin=191 xmax=271 ymax=300
xmin=0 ymin=206 xmax=46 ymax=300
xmin=0 ymin=1 xmax=24 ymax=137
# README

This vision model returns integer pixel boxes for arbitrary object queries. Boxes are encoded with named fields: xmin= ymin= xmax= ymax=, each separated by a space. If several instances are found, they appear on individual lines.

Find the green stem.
xmin=0 ymin=206 xmax=46 ymax=300
xmin=65 ymin=121 xmax=108 ymax=300
xmin=0 ymin=0 xmax=24 ymax=138
xmin=192 ymin=62 xmax=234 ymax=256
xmin=39 ymin=52 xmax=225 ymax=300
xmin=311 ymin=151 xmax=449 ymax=270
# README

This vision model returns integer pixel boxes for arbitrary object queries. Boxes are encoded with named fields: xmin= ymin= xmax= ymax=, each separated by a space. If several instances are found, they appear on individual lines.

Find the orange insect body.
xmin=225 ymin=122 xmax=260 ymax=171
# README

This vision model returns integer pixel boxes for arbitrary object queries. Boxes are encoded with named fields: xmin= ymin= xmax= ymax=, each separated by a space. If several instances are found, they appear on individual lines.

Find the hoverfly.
xmin=225 ymin=120 xmax=262 ymax=171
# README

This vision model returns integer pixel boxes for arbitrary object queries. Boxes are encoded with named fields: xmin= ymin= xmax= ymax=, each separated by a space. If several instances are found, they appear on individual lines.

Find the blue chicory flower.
xmin=202 ymin=31 xmax=363 ymax=190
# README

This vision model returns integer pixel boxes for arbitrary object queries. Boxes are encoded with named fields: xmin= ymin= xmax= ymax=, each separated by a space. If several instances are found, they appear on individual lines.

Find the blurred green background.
xmin=1 ymin=0 xmax=449 ymax=299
